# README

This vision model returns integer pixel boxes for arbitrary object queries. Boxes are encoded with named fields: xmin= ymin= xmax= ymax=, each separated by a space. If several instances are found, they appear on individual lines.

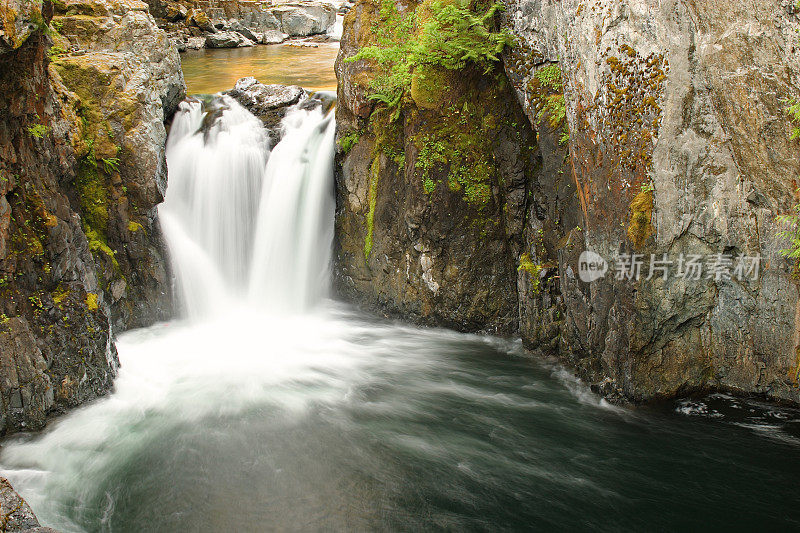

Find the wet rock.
xmin=0 ymin=318 xmax=53 ymax=434
xmin=226 ymin=77 xmax=306 ymax=134
xmin=164 ymin=2 xmax=187 ymax=22
xmin=0 ymin=477 xmax=51 ymax=532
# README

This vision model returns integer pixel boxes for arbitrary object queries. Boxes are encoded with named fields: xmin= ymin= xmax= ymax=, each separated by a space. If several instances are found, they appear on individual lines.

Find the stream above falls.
xmin=180 ymin=43 xmax=340 ymax=95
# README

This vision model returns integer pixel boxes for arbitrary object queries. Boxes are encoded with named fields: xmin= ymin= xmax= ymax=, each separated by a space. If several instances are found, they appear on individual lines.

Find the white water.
xmin=160 ymin=95 xmax=335 ymax=316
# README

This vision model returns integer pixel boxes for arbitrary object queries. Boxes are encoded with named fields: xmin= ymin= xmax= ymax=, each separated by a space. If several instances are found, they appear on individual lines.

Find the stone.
xmin=0 ymin=0 xmax=45 ymax=55
xmin=205 ymin=31 xmax=254 ymax=48
xmin=226 ymin=77 xmax=306 ymax=136
xmin=0 ymin=477 xmax=44 ymax=531
xmin=164 ymin=2 xmax=187 ymax=22
xmin=260 ymin=30 xmax=287 ymax=44
xmin=185 ymin=36 xmax=205 ymax=49
xmin=228 ymin=19 xmax=258 ymax=42
xmin=270 ymin=2 xmax=336 ymax=36
xmin=189 ymin=10 xmax=215 ymax=33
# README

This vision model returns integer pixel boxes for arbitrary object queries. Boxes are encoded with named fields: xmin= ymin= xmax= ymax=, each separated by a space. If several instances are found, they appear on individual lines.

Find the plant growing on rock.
xmin=346 ymin=0 xmax=512 ymax=112
xmin=532 ymin=64 xmax=568 ymax=145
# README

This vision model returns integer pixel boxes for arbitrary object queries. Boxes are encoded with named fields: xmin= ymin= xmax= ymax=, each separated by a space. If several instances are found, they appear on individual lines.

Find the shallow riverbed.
xmin=180 ymin=43 xmax=340 ymax=95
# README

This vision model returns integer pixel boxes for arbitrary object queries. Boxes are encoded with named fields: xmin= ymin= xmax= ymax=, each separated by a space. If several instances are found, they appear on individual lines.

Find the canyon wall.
xmin=335 ymin=0 xmax=800 ymax=403
xmin=0 ymin=0 xmax=183 ymax=435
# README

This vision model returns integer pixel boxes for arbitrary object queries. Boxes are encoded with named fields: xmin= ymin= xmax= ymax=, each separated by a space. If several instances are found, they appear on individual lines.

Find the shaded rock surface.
xmin=335 ymin=0 xmax=800 ymax=404
xmin=0 ymin=0 xmax=183 ymax=437
xmin=502 ymin=0 xmax=800 ymax=404
xmin=334 ymin=0 xmax=536 ymax=334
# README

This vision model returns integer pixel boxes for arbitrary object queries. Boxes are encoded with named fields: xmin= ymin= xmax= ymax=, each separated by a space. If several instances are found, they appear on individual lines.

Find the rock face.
xmin=0 ymin=0 xmax=184 ymax=436
xmin=334 ymin=0 xmax=537 ymax=333
xmin=0 ymin=477 xmax=57 ymax=532
xmin=335 ymin=0 xmax=800 ymax=404
xmin=502 ymin=0 xmax=800 ymax=403
xmin=270 ymin=2 xmax=336 ymax=37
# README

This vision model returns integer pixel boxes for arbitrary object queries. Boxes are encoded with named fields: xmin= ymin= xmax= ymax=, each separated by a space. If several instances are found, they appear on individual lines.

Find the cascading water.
xmin=161 ymin=95 xmax=335 ymax=316
xmin=1 ymin=92 xmax=799 ymax=533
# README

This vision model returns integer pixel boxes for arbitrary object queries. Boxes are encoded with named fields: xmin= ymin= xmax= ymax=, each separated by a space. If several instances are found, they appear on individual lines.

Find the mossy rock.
xmin=410 ymin=64 xmax=451 ymax=110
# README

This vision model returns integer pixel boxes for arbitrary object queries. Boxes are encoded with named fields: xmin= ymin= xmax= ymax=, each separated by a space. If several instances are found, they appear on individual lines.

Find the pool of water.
xmin=1 ymin=303 xmax=799 ymax=531
xmin=180 ymin=43 xmax=340 ymax=95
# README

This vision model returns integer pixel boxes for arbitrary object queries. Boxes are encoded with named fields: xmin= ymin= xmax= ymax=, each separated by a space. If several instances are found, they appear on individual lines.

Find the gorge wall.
xmin=0 ymin=0 xmax=183 ymax=435
xmin=334 ymin=0 xmax=800 ymax=404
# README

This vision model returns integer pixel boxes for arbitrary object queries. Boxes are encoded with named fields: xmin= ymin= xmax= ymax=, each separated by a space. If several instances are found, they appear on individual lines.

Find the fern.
xmin=346 ymin=0 xmax=512 ymax=113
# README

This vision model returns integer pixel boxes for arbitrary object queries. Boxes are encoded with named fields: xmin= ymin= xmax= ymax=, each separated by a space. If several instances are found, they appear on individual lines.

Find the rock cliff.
xmin=0 ymin=0 xmax=184 ymax=435
xmin=335 ymin=0 xmax=800 ymax=403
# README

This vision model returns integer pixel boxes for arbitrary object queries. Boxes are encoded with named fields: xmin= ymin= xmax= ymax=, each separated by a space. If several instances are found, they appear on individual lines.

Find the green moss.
xmin=27 ymin=123 xmax=50 ymax=139
xmin=52 ymin=284 xmax=70 ymax=306
xmin=788 ymin=98 xmax=800 ymax=141
xmin=413 ymin=96 xmax=497 ymax=207
xmin=627 ymin=186 xmax=654 ymax=248
xmin=364 ymin=158 xmax=380 ymax=259
xmin=518 ymin=252 xmax=542 ymax=295
xmin=339 ymin=131 xmax=362 ymax=154
xmin=127 ymin=220 xmax=143 ymax=232
xmin=75 ymin=156 xmax=108 ymax=233
xmin=409 ymin=64 xmax=451 ymax=110
xmin=529 ymin=63 xmax=568 ymax=145
xmin=85 ymin=227 xmax=119 ymax=269
xmin=345 ymin=0 xmax=512 ymax=111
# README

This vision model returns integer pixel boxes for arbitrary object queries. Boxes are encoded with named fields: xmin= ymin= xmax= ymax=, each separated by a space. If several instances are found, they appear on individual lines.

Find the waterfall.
xmin=161 ymin=94 xmax=336 ymax=316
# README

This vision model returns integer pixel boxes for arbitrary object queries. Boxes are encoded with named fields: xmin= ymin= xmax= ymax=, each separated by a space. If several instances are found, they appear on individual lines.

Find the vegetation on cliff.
xmin=346 ymin=0 xmax=512 ymax=111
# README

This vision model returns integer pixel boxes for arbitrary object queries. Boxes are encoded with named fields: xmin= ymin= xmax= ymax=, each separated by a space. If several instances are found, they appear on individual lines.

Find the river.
xmin=1 ymin=44 xmax=799 ymax=532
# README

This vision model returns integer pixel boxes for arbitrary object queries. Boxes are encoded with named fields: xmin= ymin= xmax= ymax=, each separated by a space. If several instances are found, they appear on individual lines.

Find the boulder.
xmin=260 ymin=30 xmax=287 ymax=44
xmin=270 ymin=2 xmax=336 ymax=36
xmin=205 ymin=31 xmax=254 ymax=48
xmin=189 ymin=10 xmax=215 ymax=33
xmin=228 ymin=19 xmax=258 ymax=42
xmin=164 ymin=1 xmax=187 ymax=22
xmin=226 ymin=77 xmax=306 ymax=135
xmin=186 ymin=36 xmax=205 ymax=49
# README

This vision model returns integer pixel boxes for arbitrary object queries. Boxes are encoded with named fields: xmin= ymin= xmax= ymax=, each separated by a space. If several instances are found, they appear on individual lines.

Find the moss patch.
xmin=627 ymin=186 xmax=654 ymax=248
xmin=364 ymin=158 xmax=380 ymax=259
xmin=85 ymin=292 xmax=99 ymax=311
